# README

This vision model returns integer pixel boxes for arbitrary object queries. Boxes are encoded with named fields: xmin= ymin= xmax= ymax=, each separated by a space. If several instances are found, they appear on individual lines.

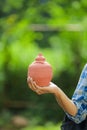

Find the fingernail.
xmin=27 ymin=77 xmax=29 ymax=81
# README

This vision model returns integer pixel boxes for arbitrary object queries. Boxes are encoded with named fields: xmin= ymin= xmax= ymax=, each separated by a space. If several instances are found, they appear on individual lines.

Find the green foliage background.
xmin=0 ymin=0 xmax=87 ymax=124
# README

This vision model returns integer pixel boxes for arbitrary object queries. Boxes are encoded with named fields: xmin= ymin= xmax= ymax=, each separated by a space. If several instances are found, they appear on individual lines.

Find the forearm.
xmin=54 ymin=87 xmax=77 ymax=116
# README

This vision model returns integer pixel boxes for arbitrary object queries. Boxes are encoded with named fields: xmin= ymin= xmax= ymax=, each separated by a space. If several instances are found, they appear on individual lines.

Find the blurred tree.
xmin=0 ymin=0 xmax=87 ymax=123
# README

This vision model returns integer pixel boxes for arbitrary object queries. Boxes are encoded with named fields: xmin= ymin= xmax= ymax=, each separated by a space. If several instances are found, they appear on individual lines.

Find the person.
xmin=27 ymin=64 xmax=87 ymax=124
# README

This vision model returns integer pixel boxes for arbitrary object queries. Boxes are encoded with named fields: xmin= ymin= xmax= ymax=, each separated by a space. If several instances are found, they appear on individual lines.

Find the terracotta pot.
xmin=28 ymin=53 xmax=53 ymax=87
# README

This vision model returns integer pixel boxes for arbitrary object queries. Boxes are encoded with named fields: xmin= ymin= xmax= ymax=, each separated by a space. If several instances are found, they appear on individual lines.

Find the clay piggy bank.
xmin=28 ymin=53 xmax=53 ymax=87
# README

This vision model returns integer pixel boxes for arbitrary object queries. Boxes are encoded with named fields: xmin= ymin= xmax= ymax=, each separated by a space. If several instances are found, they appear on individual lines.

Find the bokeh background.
xmin=0 ymin=0 xmax=87 ymax=130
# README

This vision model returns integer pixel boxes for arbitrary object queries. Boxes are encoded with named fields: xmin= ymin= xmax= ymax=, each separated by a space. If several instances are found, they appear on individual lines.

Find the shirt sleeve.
xmin=66 ymin=64 xmax=87 ymax=124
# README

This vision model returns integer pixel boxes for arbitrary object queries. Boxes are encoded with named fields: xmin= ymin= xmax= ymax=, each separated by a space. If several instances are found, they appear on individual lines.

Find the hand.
xmin=27 ymin=77 xmax=77 ymax=117
xmin=27 ymin=77 xmax=58 ymax=95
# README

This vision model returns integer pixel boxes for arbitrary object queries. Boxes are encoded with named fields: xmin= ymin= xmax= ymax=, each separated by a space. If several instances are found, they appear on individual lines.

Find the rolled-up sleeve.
xmin=66 ymin=64 xmax=87 ymax=124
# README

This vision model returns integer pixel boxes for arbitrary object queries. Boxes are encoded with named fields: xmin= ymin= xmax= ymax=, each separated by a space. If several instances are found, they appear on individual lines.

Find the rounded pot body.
xmin=28 ymin=54 xmax=53 ymax=87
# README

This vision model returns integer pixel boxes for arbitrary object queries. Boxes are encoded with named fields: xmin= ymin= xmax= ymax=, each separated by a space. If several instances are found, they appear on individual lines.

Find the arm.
xmin=27 ymin=64 xmax=87 ymax=124
xmin=27 ymin=77 xmax=77 ymax=116
xmin=54 ymin=87 xmax=77 ymax=116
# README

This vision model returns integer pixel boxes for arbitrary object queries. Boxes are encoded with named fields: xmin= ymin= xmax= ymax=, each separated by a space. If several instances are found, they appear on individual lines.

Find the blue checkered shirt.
xmin=66 ymin=64 xmax=87 ymax=124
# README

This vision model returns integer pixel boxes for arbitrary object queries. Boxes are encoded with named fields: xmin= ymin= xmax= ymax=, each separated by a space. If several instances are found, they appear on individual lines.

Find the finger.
xmin=36 ymin=90 xmax=48 ymax=95
xmin=27 ymin=77 xmax=35 ymax=91
xmin=27 ymin=77 xmax=31 ymax=88
xmin=27 ymin=77 xmax=46 ymax=94
xmin=33 ymin=81 xmax=40 ymax=89
xmin=36 ymin=90 xmax=43 ymax=95
xmin=27 ymin=77 xmax=29 ymax=84
xmin=27 ymin=77 xmax=32 ymax=86
xmin=30 ymin=78 xmax=36 ymax=88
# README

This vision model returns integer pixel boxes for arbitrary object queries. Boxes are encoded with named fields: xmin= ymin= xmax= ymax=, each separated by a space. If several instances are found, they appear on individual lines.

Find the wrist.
xmin=53 ymin=86 xmax=60 ymax=96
